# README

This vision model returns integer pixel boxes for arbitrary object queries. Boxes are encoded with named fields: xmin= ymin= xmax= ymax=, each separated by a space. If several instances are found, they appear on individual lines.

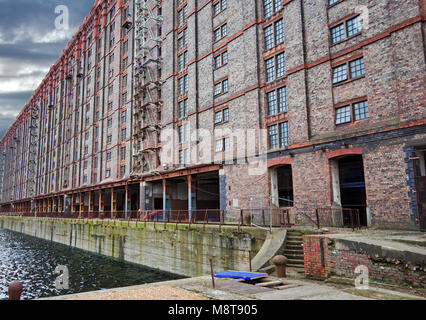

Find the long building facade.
xmin=0 ymin=0 xmax=425 ymax=230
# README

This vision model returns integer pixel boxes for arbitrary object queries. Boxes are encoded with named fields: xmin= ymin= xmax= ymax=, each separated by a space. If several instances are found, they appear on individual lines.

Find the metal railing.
xmin=0 ymin=206 xmax=361 ymax=230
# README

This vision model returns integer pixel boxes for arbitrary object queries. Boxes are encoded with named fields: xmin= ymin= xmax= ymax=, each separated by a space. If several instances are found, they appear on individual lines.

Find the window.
xmin=121 ymin=110 xmax=127 ymax=123
xmin=268 ymin=122 xmax=289 ymax=149
xmin=179 ymin=149 xmax=189 ymax=167
xmin=106 ymin=152 xmax=112 ymax=161
xmin=214 ymin=51 xmax=228 ymax=69
xmin=349 ymin=57 xmax=365 ymax=78
xmin=263 ymin=0 xmax=283 ymax=19
xmin=107 ymin=118 xmax=112 ymax=127
xmin=106 ymin=169 xmax=111 ymax=178
xmin=178 ymin=99 xmax=188 ymax=119
xmin=265 ymin=52 xmax=286 ymax=82
xmin=335 ymin=105 xmax=352 ymax=124
xmin=214 ymin=108 xmax=229 ymax=125
xmin=121 ymin=128 xmax=127 ymax=141
xmin=122 ymin=92 xmax=127 ymax=105
xmin=178 ymin=74 xmax=188 ymax=95
xmin=335 ymin=100 xmax=369 ymax=124
xmin=264 ymin=19 xmax=284 ymax=51
xmin=123 ymin=40 xmax=128 ymax=54
xmin=353 ymin=100 xmax=369 ymax=121
xmin=214 ymin=79 xmax=229 ymax=96
xmin=178 ymin=123 xmax=189 ymax=143
xmin=122 ymin=74 xmax=128 ymax=88
xmin=120 ymin=165 xmax=126 ymax=178
xmin=214 ymin=0 xmax=227 ymax=15
xmin=332 ymin=64 xmax=348 ymax=84
xmin=332 ymin=56 xmax=365 ymax=84
xmin=347 ymin=15 xmax=362 ymax=37
xmin=329 ymin=0 xmax=339 ymax=6
xmin=178 ymin=51 xmax=188 ymax=71
xmin=215 ymin=137 xmax=230 ymax=153
xmin=331 ymin=15 xmax=362 ymax=44
xmin=121 ymin=146 xmax=126 ymax=161
xmin=178 ymin=5 xmax=187 ymax=26
xmin=177 ymin=29 xmax=187 ymax=49
xmin=267 ymin=87 xmax=288 ymax=115
xmin=214 ymin=23 xmax=227 ymax=41
xmin=107 ymin=135 xmax=112 ymax=144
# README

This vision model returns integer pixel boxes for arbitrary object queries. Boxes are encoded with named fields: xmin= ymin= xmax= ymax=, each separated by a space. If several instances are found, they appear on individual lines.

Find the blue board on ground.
xmin=213 ymin=271 xmax=268 ymax=280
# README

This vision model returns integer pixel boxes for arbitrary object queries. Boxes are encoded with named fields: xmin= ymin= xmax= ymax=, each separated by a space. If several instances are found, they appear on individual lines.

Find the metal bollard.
xmin=8 ymin=282 xmax=23 ymax=300
xmin=271 ymin=255 xmax=288 ymax=278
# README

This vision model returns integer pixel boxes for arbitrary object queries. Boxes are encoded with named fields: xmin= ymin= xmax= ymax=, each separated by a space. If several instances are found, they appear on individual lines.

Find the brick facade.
xmin=0 ymin=0 xmax=425 ymax=229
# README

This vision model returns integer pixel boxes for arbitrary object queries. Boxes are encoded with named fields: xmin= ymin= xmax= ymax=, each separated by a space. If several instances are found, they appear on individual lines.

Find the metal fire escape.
xmin=132 ymin=0 xmax=163 ymax=176
xmin=28 ymin=104 xmax=40 ymax=211
xmin=0 ymin=147 xmax=5 ymax=203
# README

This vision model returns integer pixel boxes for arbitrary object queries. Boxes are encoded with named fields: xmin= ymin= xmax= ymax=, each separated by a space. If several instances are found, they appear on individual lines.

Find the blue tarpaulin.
xmin=213 ymin=271 xmax=268 ymax=280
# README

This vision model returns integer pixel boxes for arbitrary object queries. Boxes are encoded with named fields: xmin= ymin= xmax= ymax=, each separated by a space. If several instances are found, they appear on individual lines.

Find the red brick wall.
xmin=303 ymin=235 xmax=426 ymax=288
xmin=303 ymin=235 xmax=330 ymax=279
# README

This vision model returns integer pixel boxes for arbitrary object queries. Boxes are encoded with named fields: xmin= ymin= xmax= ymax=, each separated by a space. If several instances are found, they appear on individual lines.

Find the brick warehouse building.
xmin=0 ymin=0 xmax=425 ymax=230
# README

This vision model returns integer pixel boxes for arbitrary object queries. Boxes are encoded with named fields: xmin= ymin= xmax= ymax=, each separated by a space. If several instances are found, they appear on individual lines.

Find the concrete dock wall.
xmin=0 ymin=216 xmax=268 ymax=277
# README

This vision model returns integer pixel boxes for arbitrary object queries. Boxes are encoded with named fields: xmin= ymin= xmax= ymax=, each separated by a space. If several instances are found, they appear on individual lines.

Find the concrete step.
xmin=287 ymin=259 xmax=304 ymax=265
xmin=287 ymin=263 xmax=305 ymax=269
xmin=284 ymin=249 xmax=304 ymax=255
xmin=284 ymin=254 xmax=304 ymax=260
xmin=286 ymin=240 xmax=302 ymax=245
xmin=286 ymin=244 xmax=303 ymax=250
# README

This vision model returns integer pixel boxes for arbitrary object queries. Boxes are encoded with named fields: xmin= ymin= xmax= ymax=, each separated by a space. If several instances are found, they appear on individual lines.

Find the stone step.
xmin=284 ymin=249 xmax=304 ymax=255
xmin=287 ymin=259 xmax=304 ymax=265
xmin=286 ymin=244 xmax=303 ymax=250
xmin=287 ymin=237 xmax=303 ymax=242
xmin=286 ymin=240 xmax=302 ymax=245
xmin=284 ymin=254 xmax=304 ymax=260
xmin=287 ymin=263 xmax=305 ymax=269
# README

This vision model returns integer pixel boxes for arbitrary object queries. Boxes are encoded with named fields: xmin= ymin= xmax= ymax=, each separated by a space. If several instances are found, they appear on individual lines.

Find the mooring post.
xmin=8 ymin=281 xmax=23 ymax=300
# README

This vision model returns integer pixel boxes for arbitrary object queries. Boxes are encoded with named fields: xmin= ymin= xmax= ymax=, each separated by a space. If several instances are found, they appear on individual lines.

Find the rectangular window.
xmin=268 ymin=122 xmax=288 ymax=149
xmin=214 ymin=79 xmax=228 ymax=96
xmin=335 ymin=105 xmax=352 ymax=124
xmin=346 ymin=15 xmax=362 ymax=37
xmin=178 ymin=99 xmax=188 ymax=119
xmin=106 ymin=169 xmax=111 ymax=178
xmin=265 ymin=57 xmax=275 ymax=82
xmin=264 ymin=0 xmax=282 ymax=19
xmin=268 ymin=124 xmax=279 ymax=149
xmin=267 ymin=91 xmax=277 ymax=115
xmin=214 ymin=0 xmax=227 ymax=15
xmin=106 ymin=152 xmax=112 ymax=161
xmin=214 ymin=108 xmax=229 ymax=125
xmin=333 ymin=56 xmax=365 ymax=84
xmin=274 ymin=19 xmax=284 ymax=45
xmin=264 ymin=25 xmax=274 ymax=50
xmin=121 ymin=146 xmax=126 ymax=161
xmin=178 ymin=51 xmax=188 ymax=71
xmin=121 ymin=128 xmax=126 ymax=141
xmin=120 ymin=165 xmax=126 ymax=178
xmin=178 ymin=74 xmax=188 ymax=95
xmin=277 ymin=86 xmax=287 ymax=113
xmin=214 ymin=50 xmax=228 ymax=69
xmin=353 ymin=100 xmax=369 ymax=121
xmin=332 ymin=64 xmax=348 ymax=84
xmin=179 ymin=149 xmax=188 ymax=167
xmin=349 ymin=57 xmax=365 ymax=78
xmin=276 ymin=52 xmax=286 ymax=78
xmin=214 ymin=23 xmax=227 ymax=41
xmin=329 ymin=0 xmax=339 ymax=6
xmin=331 ymin=15 xmax=362 ymax=44
xmin=331 ymin=23 xmax=345 ymax=44
xmin=178 ymin=29 xmax=187 ymax=49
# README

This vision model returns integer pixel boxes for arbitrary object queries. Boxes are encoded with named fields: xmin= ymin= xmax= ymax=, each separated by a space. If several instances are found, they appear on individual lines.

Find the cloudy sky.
xmin=0 ymin=0 xmax=93 ymax=139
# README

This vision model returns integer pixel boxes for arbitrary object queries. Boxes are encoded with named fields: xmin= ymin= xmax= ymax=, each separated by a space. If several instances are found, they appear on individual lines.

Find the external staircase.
xmin=283 ymin=230 xmax=305 ymax=274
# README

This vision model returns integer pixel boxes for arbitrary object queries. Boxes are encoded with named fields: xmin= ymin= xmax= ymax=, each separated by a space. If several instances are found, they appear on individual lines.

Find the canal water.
xmin=0 ymin=228 xmax=185 ymax=300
